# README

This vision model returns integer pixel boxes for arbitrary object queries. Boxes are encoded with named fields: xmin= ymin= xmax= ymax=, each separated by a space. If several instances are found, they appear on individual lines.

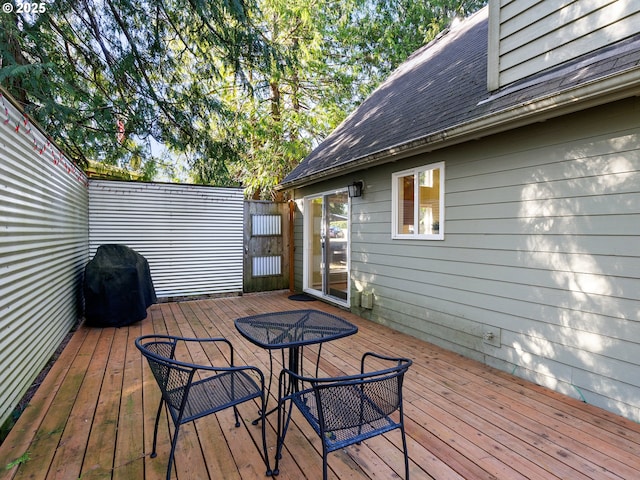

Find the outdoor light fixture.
xmin=348 ymin=180 xmax=363 ymax=198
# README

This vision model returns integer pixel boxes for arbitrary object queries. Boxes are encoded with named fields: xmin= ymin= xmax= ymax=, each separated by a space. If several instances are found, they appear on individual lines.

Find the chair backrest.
xmin=313 ymin=362 xmax=409 ymax=433
xmin=136 ymin=337 xmax=196 ymax=412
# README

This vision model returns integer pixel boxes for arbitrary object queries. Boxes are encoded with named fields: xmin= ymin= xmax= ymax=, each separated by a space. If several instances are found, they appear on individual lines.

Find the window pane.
xmin=397 ymin=174 xmax=414 ymax=234
xmin=418 ymin=167 xmax=440 ymax=234
xmin=392 ymin=162 xmax=443 ymax=239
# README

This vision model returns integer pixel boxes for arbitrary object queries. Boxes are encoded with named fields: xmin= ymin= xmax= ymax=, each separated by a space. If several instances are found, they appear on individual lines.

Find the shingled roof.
xmin=280 ymin=7 xmax=640 ymax=189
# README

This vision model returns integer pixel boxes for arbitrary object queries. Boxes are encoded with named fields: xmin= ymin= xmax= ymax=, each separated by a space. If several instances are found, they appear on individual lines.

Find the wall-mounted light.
xmin=348 ymin=180 xmax=363 ymax=198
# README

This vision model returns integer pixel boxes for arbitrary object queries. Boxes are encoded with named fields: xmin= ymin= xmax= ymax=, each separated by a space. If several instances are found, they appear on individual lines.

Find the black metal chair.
xmin=273 ymin=352 xmax=412 ymax=479
xmin=135 ymin=335 xmax=272 ymax=480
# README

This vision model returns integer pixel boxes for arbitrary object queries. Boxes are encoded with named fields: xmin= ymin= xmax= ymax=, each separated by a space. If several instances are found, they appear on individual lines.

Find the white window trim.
xmin=392 ymin=161 xmax=445 ymax=240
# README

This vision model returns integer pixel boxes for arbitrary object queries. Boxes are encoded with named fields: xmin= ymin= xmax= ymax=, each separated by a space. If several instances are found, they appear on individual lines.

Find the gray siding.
xmin=488 ymin=0 xmax=640 ymax=89
xmin=88 ymin=180 xmax=244 ymax=298
xmin=0 ymin=92 xmax=89 ymax=427
xmin=297 ymin=97 xmax=640 ymax=421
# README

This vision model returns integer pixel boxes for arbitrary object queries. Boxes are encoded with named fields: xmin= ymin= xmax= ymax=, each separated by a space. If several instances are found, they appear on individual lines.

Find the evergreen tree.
xmin=1 ymin=0 xmax=485 ymax=192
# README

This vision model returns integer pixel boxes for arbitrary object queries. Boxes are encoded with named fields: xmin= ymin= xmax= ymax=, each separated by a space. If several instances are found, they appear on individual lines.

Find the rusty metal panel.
xmin=88 ymin=180 xmax=244 ymax=298
xmin=0 ymin=90 xmax=89 ymax=428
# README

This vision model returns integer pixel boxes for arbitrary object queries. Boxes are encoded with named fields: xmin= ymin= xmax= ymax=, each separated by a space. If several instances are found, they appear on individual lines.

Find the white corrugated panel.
xmin=88 ymin=180 xmax=244 ymax=298
xmin=252 ymin=255 xmax=282 ymax=277
xmin=252 ymin=214 xmax=281 ymax=236
xmin=0 ymin=91 xmax=89 ymax=427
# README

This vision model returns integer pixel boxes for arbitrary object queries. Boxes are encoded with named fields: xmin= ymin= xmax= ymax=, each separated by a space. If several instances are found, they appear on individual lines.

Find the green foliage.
xmin=0 ymin=0 xmax=486 ymax=196
xmin=319 ymin=0 xmax=487 ymax=106
xmin=223 ymin=0 xmax=486 ymax=198
xmin=5 ymin=451 xmax=30 ymax=469
xmin=0 ymin=0 xmax=272 ymax=176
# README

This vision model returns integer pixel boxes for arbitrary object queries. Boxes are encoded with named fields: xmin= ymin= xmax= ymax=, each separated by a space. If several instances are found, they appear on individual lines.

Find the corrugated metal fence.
xmin=0 ymin=88 xmax=246 ymax=429
xmin=88 ymin=180 xmax=244 ymax=298
xmin=0 ymin=91 xmax=89 ymax=428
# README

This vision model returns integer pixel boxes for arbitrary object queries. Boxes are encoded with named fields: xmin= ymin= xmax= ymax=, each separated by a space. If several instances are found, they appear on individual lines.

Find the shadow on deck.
xmin=1 ymin=291 xmax=639 ymax=479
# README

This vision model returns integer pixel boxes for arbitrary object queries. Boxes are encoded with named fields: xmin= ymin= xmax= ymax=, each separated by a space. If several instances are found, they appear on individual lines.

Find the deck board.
xmin=1 ymin=291 xmax=640 ymax=479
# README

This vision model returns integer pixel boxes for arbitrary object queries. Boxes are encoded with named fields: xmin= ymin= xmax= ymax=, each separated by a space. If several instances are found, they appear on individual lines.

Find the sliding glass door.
xmin=304 ymin=190 xmax=349 ymax=305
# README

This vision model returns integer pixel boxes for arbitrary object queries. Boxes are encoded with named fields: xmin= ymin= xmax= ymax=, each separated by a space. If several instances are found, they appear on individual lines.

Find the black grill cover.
xmin=84 ymin=244 xmax=157 ymax=327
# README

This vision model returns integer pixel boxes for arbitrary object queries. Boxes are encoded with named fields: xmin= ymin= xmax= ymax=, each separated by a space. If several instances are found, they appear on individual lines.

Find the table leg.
xmin=253 ymin=346 xmax=301 ymax=424
xmin=289 ymin=346 xmax=300 ymax=391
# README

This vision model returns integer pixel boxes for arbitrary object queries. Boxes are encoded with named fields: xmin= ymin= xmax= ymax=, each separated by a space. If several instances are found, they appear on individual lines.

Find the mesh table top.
xmin=234 ymin=309 xmax=358 ymax=349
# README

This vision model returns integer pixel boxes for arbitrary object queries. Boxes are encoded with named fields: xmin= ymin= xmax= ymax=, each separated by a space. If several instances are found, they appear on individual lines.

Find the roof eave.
xmin=277 ymin=66 xmax=640 ymax=192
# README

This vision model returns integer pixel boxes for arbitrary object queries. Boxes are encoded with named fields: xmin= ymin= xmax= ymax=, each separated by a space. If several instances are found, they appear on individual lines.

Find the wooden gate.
xmin=243 ymin=201 xmax=292 ymax=293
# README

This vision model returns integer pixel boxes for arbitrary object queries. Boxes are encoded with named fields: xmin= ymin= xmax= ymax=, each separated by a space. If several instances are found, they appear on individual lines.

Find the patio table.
xmin=234 ymin=309 xmax=358 ymax=419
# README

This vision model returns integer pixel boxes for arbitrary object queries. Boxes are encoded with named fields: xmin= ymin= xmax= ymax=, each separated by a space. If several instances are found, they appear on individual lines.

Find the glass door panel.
xmin=326 ymin=192 xmax=348 ymax=301
xmin=304 ymin=191 xmax=349 ymax=305
xmin=308 ymin=197 xmax=323 ymax=292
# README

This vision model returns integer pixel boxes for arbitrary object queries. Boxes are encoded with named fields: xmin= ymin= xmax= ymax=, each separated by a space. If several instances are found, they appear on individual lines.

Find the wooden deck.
xmin=1 ymin=291 xmax=640 ymax=480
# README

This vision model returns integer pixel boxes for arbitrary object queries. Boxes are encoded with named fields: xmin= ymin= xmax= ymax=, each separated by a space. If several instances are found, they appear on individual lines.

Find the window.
xmin=392 ymin=162 xmax=444 ymax=239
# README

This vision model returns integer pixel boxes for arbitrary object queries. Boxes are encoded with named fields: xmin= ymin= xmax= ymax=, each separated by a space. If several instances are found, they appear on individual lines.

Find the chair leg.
xmin=166 ymin=423 xmax=181 ymax=480
xmin=322 ymin=449 xmax=329 ymax=480
xmin=273 ymin=397 xmax=294 ymax=475
xmin=232 ymin=405 xmax=241 ymax=427
xmin=260 ymin=393 xmax=273 ymax=476
xmin=151 ymin=399 xmax=164 ymax=458
xmin=400 ymin=425 xmax=409 ymax=480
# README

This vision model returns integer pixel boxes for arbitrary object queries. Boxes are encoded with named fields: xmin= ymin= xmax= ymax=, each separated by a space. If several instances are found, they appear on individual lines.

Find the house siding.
xmin=488 ymin=0 xmax=640 ymax=89
xmin=295 ymin=97 xmax=640 ymax=421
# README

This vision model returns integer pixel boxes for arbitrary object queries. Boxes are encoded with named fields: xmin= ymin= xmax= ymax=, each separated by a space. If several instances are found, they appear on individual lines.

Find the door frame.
xmin=302 ymin=188 xmax=350 ymax=307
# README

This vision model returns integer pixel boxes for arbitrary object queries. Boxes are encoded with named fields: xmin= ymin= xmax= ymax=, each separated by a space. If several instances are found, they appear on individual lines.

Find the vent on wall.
xmin=361 ymin=291 xmax=374 ymax=309
xmin=252 ymin=255 xmax=282 ymax=277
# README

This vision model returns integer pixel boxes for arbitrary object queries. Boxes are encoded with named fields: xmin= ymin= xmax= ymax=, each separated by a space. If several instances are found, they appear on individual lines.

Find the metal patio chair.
xmin=273 ymin=352 xmax=412 ymax=479
xmin=135 ymin=335 xmax=272 ymax=480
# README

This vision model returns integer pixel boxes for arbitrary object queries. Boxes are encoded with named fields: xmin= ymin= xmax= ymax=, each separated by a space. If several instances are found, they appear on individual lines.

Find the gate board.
xmin=244 ymin=201 xmax=290 ymax=292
